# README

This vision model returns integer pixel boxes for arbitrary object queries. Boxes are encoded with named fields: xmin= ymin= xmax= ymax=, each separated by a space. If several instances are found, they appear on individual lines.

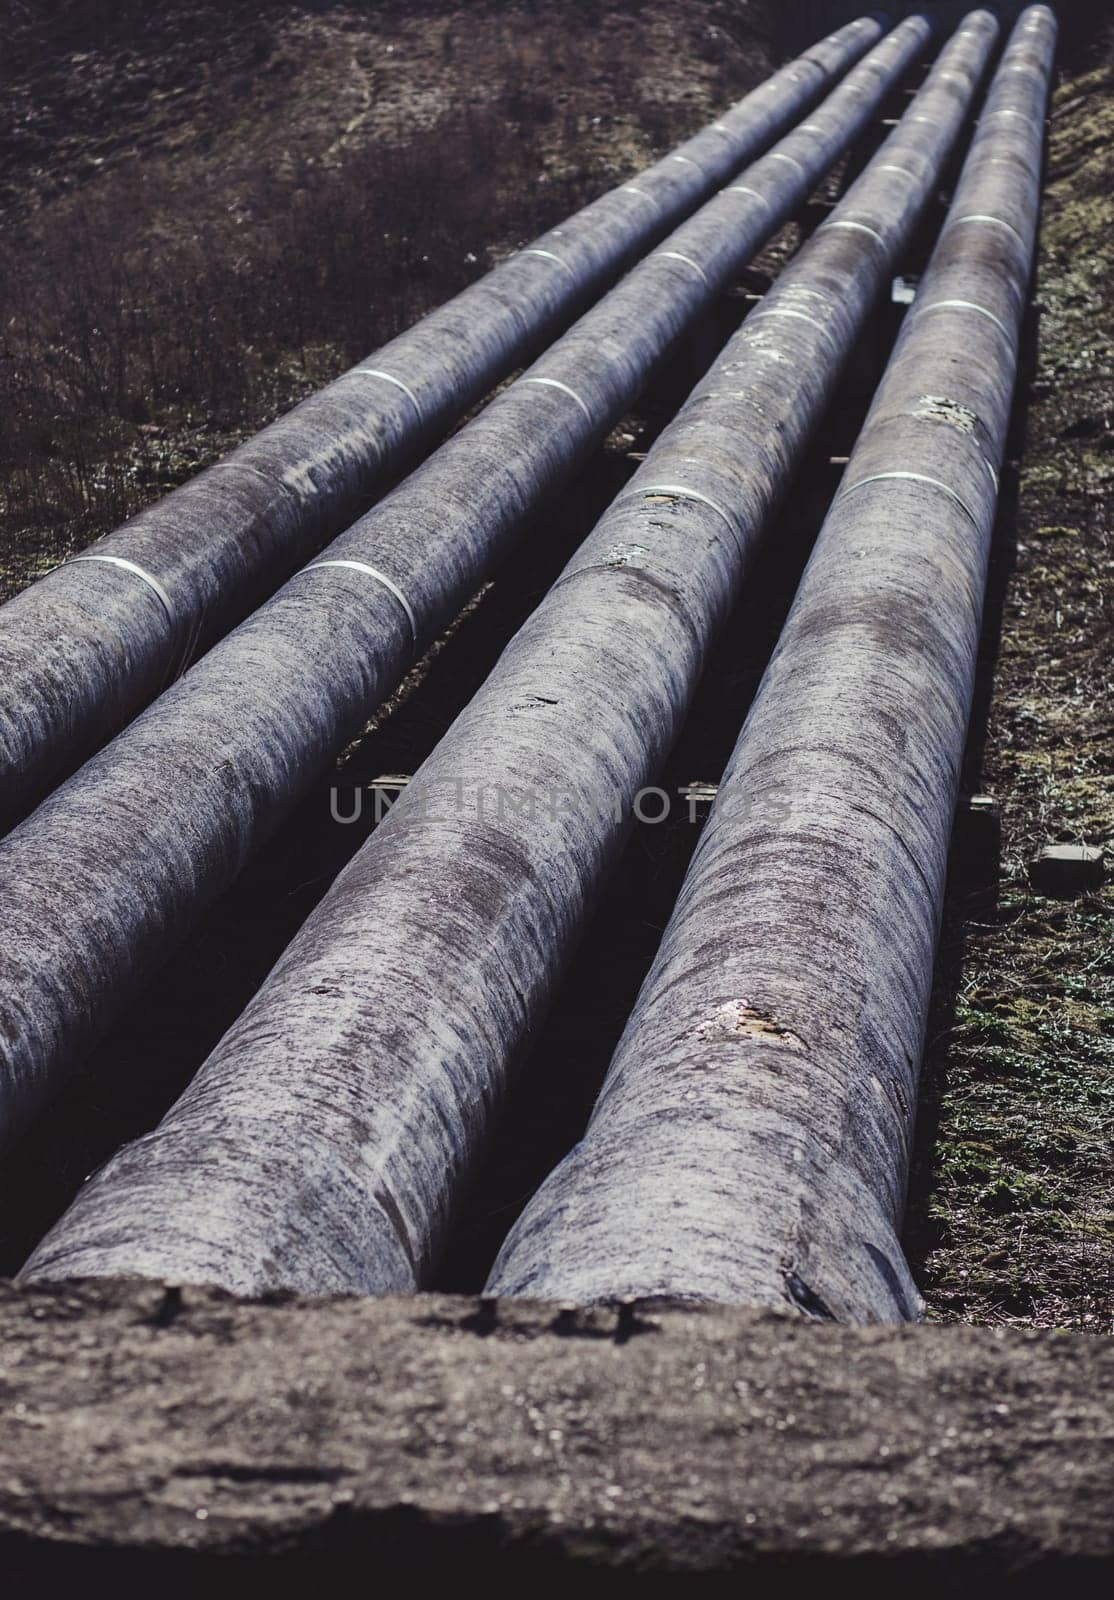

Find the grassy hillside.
xmin=0 ymin=0 xmax=775 ymax=599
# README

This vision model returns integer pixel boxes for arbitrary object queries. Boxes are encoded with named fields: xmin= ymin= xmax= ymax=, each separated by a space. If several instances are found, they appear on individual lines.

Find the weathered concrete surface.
xmin=0 ymin=1281 xmax=1110 ymax=1591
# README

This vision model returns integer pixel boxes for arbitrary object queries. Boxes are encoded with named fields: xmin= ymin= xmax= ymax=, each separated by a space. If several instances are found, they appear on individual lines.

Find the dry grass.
xmin=905 ymin=29 xmax=1114 ymax=1332
xmin=0 ymin=112 xmax=583 ymax=596
xmin=0 ymin=0 xmax=772 ymax=602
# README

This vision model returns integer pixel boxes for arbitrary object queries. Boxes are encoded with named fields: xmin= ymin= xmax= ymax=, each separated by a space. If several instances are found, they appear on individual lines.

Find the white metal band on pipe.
xmin=520 ymin=248 xmax=577 ymax=279
xmin=984 ymin=152 xmax=1042 ymax=174
xmin=948 ymin=212 xmax=1028 ymax=250
xmin=620 ymin=185 xmax=656 ymax=206
xmin=616 ymin=482 xmax=741 ymax=541
xmin=747 ymin=306 xmax=833 ymax=339
xmin=769 ymin=150 xmax=808 ymax=176
xmin=66 ymin=556 xmax=175 ymax=626
xmin=519 ymin=376 xmax=594 ymax=424
xmin=354 ymin=368 xmax=424 ymax=423
xmin=725 ymin=184 xmax=771 ymax=207
xmin=915 ymin=298 xmax=1013 ymax=341
xmin=884 ymin=413 xmax=1001 ymax=495
xmin=818 ymin=219 xmax=887 ymax=247
xmin=839 ymin=470 xmax=982 ymax=527
xmin=302 ymin=560 xmax=418 ymax=645
xmin=653 ymin=251 xmax=710 ymax=285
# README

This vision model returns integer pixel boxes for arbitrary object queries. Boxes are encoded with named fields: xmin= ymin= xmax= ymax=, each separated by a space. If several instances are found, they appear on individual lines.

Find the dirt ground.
xmin=0 ymin=1 xmax=773 ymax=213
xmin=0 ymin=1281 xmax=1110 ymax=1586
xmin=0 ymin=2 xmax=1110 ymax=1329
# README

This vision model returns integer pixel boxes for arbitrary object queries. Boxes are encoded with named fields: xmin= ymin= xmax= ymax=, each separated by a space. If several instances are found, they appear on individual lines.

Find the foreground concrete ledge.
xmin=0 ymin=1280 xmax=1110 ymax=1593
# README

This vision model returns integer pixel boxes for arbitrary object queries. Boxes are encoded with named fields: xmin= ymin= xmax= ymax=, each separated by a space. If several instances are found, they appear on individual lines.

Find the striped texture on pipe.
xmin=0 ymin=15 xmax=889 ymax=834
xmin=0 ymin=16 xmax=935 ymax=1162
xmin=16 ymin=14 xmax=1000 ymax=1298
xmin=486 ymin=6 xmax=1056 ymax=1323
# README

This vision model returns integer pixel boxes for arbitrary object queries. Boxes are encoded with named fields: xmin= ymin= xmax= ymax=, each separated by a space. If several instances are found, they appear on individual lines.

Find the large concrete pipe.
xmin=0 ymin=18 xmax=935 ymax=1157
xmin=487 ymin=7 xmax=1057 ymax=1322
xmin=0 ymin=17 xmax=889 ymax=834
xmin=20 ymin=12 xmax=1001 ymax=1295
